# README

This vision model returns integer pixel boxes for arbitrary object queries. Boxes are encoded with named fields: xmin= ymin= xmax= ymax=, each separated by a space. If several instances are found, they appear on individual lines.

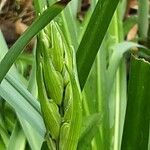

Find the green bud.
xmin=62 ymin=66 xmax=70 ymax=86
xmin=64 ymin=43 xmax=73 ymax=73
xmin=63 ymin=83 xmax=73 ymax=122
xmin=59 ymin=123 xmax=70 ymax=150
xmin=49 ymin=21 xmax=64 ymax=72
xmin=40 ymin=30 xmax=50 ymax=49
xmin=36 ymin=63 xmax=61 ymax=140
xmin=49 ymin=99 xmax=61 ymax=123
xmin=43 ymin=57 xmax=64 ymax=105
xmin=61 ymin=67 xmax=82 ymax=150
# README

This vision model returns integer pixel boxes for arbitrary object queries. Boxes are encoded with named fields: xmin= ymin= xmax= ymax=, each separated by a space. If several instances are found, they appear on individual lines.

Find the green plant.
xmin=0 ymin=0 xmax=150 ymax=150
xmin=36 ymin=21 xmax=82 ymax=149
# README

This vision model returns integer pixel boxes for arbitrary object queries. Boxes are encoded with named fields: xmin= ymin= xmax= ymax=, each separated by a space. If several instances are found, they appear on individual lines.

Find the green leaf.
xmin=7 ymin=122 xmax=26 ymax=150
xmin=0 ymin=78 xmax=45 ymax=138
xmin=138 ymin=0 xmax=149 ymax=40
xmin=107 ymin=42 xmax=143 ymax=93
xmin=5 ymin=74 xmax=41 ymax=114
xmin=60 ymin=2 xmax=78 ymax=50
xmin=0 ymin=31 xmax=44 ymax=149
xmin=81 ymin=114 xmax=101 ymax=138
xmin=0 ymin=124 xmax=9 ymax=147
xmin=0 ymin=0 xmax=70 ymax=83
xmin=121 ymin=56 xmax=150 ymax=150
xmin=19 ymin=115 xmax=43 ymax=150
xmin=33 ymin=0 xmax=47 ymax=13
xmin=76 ymin=0 xmax=120 ymax=89
xmin=0 ymin=136 xmax=5 ymax=150
xmin=18 ymin=54 xmax=33 ymax=65
xmin=41 ymin=141 xmax=50 ymax=150
xmin=77 ymin=113 xmax=101 ymax=150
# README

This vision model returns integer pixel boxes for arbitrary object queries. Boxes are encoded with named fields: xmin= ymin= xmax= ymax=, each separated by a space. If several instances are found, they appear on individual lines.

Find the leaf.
xmin=121 ymin=56 xmax=150 ymax=150
xmin=41 ymin=141 xmax=49 ymax=150
xmin=76 ymin=0 xmax=120 ymax=89
xmin=5 ymin=74 xmax=41 ymax=114
xmin=0 ymin=124 xmax=9 ymax=147
xmin=0 ymin=136 xmax=5 ymax=150
xmin=7 ymin=122 xmax=26 ymax=150
xmin=18 ymin=54 xmax=33 ymax=65
xmin=107 ymin=42 xmax=144 ymax=93
xmin=0 ymin=0 xmax=70 ymax=83
xmin=138 ymin=0 xmax=149 ymax=39
xmin=0 ymin=30 xmax=44 ymax=149
xmin=19 ymin=115 xmax=43 ymax=150
xmin=77 ymin=113 xmax=101 ymax=150
xmin=33 ymin=0 xmax=47 ymax=14
xmin=0 ymin=78 xmax=46 ymax=138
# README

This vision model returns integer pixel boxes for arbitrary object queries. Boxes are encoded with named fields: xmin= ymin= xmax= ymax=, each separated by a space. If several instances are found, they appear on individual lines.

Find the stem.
xmin=97 ymin=40 xmax=110 ymax=150
xmin=108 ymin=4 xmax=127 ymax=150
xmin=138 ymin=0 xmax=149 ymax=41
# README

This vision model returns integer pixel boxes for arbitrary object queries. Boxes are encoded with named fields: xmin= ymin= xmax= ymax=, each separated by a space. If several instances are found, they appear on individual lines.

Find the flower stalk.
xmin=36 ymin=21 xmax=82 ymax=150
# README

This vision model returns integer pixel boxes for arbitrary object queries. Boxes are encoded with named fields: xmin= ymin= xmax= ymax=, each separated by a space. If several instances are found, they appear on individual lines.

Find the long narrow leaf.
xmin=77 ymin=113 xmax=101 ymax=150
xmin=0 ymin=124 xmax=9 ymax=147
xmin=121 ymin=56 xmax=150 ymax=150
xmin=5 ymin=74 xmax=40 ymax=114
xmin=76 ymin=0 xmax=119 ymax=89
xmin=0 ymin=31 xmax=44 ymax=149
xmin=19 ymin=116 xmax=43 ymax=150
xmin=0 ymin=79 xmax=45 ymax=137
xmin=107 ymin=42 xmax=143 ymax=93
xmin=7 ymin=122 xmax=26 ymax=150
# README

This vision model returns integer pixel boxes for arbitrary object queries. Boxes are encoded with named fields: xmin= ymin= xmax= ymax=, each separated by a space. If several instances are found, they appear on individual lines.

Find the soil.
xmin=0 ymin=0 xmax=34 ymax=48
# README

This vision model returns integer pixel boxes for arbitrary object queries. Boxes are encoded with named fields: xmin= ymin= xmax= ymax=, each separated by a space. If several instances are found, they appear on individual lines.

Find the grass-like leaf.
xmin=121 ymin=56 xmax=150 ymax=150
xmin=77 ymin=113 xmax=101 ymax=150
xmin=7 ymin=122 xmax=26 ymax=150
xmin=0 ymin=79 xmax=45 ymax=137
xmin=18 ymin=115 xmax=44 ymax=150
xmin=0 ymin=124 xmax=9 ymax=147
xmin=0 ymin=31 xmax=45 ymax=149
xmin=5 ymin=74 xmax=41 ymax=114
xmin=76 ymin=0 xmax=120 ymax=89
xmin=107 ymin=42 xmax=143 ymax=93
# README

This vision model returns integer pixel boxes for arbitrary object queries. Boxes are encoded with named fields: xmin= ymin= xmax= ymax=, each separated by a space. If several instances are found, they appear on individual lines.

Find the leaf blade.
xmin=121 ymin=56 xmax=150 ymax=150
xmin=76 ymin=0 xmax=120 ymax=89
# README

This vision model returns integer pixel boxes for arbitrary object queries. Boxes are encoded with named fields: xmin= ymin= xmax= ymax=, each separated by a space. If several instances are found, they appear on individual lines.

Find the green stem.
xmin=108 ymin=5 xmax=126 ymax=150
xmin=97 ymin=40 xmax=110 ymax=150
xmin=138 ymin=0 xmax=149 ymax=41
